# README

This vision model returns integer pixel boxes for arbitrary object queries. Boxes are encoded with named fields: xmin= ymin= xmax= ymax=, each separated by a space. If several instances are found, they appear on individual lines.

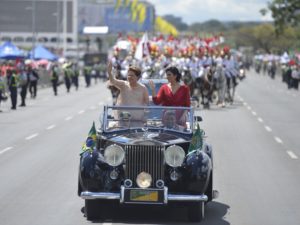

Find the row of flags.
xmin=114 ymin=0 xmax=147 ymax=25
xmin=113 ymin=0 xmax=179 ymax=36
xmin=155 ymin=16 xmax=178 ymax=37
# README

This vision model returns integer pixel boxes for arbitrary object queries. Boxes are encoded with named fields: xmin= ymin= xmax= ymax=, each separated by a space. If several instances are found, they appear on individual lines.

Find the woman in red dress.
xmin=149 ymin=66 xmax=190 ymax=126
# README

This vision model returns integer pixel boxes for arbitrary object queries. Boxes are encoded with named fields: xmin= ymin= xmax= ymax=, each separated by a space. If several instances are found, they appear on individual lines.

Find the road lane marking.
xmin=25 ymin=133 xmax=39 ymax=140
xmin=78 ymin=110 xmax=85 ymax=114
xmin=274 ymin=136 xmax=283 ymax=144
xmin=243 ymin=102 xmax=248 ymax=106
xmin=258 ymin=117 xmax=263 ymax=123
xmin=0 ymin=147 xmax=13 ymax=155
xmin=46 ymin=124 xmax=56 ymax=130
xmin=65 ymin=116 xmax=73 ymax=121
xmin=287 ymin=151 xmax=298 ymax=159
xmin=247 ymin=106 xmax=252 ymax=110
xmin=265 ymin=126 xmax=272 ymax=132
xmin=251 ymin=111 xmax=257 ymax=116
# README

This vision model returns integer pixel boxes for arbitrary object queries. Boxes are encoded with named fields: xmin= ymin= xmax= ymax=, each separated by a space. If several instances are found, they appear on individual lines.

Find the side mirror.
xmin=194 ymin=116 xmax=203 ymax=122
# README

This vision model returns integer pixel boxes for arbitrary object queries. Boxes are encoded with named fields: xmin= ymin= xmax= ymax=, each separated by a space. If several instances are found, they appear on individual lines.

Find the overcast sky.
xmin=147 ymin=0 xmax=273 ymax=24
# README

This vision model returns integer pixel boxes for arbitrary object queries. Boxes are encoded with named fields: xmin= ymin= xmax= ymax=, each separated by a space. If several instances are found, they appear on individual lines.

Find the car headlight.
xmin=165 ymin=145 xmax=185 ymax=167
xmin=136 ymin=172 xmax=152 ymax=188
xmin=104 ymin=144 xmax=125 ymax=167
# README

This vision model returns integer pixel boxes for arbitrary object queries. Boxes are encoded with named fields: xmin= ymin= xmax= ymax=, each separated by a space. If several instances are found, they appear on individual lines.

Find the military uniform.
xmin=64 ymin=66 xmax=72 ymax=93
xmin=51 ymin=65 xmax=59 ymax=95
xmin=7 ymin=70 xmax=18 ymax=110
xmin=72 ymin=65 xmax=79 ymax=90
xmin=19 ymin=69 xmax=29 ymax=106
xmin=83 ymin=66 xmax=91 ymax=87
xmin=28 ymin=68 xmax=39 ymax=98
xmin=0 ymin=76 xmax=6 ymax=112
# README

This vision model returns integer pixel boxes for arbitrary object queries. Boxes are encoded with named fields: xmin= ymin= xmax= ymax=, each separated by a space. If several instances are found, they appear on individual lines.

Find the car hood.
xmin=109 ymin=131 xmax=188 ymax=145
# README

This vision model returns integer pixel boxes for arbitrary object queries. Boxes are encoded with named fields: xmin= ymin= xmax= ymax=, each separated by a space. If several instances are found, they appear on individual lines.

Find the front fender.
xmin=79 ymin=151 xmax=124 ymax=192
xmin=182 ymin=150 xmax=212 ymax=194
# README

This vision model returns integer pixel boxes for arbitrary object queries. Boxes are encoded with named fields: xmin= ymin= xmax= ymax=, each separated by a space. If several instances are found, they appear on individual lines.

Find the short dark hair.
xmin=128 ymin=66 xmax=141 ymax=78
xmin=165 ymin=66 xmax=181 ymax=82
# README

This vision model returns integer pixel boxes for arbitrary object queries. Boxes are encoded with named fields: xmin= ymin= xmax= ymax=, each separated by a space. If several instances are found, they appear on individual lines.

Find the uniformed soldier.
xmin=83 ymin=65 xmax=91 ymax=87
xmin=0 ymin=75 xmax=7 ymax=112
xmin=72 ymin=63 xmax=79 ymax=91
xmin=28 ymin=66 xmax=39 ymax=98
xmin=50 ymin=64 xmax=59 ymax=96
xmin=7 ymin=69 xmax=18 ymax=110
xmin=63 ymin=63 xmax=72 ymax=93
xmin=19 ymin=66 xmax=30 ymax=106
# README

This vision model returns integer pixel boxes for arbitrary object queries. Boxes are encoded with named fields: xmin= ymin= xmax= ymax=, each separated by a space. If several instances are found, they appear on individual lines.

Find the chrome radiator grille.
xmin=125 ymin=145 xmax=165 ymax=187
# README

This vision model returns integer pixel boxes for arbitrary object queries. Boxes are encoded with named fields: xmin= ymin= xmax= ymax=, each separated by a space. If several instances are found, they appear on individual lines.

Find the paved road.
xmin=0 ymin=71 xmax=299 ymax=225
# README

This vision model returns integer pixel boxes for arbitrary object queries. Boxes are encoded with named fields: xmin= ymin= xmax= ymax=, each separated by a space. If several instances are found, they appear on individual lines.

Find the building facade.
xmin=0 ymin=0 xmax=155 ymax=57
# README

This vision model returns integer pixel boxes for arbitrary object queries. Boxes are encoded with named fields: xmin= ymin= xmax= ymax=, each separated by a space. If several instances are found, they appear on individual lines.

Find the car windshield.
xmin=102 ymin=105 xmax=193 ymax=134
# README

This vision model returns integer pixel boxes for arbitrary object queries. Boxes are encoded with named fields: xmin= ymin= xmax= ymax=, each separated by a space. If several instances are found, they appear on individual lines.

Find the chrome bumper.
xmin=80 ymin=186 xmax=208 ymax=203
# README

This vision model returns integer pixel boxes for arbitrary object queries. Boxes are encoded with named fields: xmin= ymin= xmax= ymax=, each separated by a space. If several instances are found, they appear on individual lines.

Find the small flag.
xmin=188 ymin=123 xmax=204 ymax=153
xmin=88 ymin=121 xmax=97 ymax=142
xmin=81 ymin=122 xmax=97 ymax=155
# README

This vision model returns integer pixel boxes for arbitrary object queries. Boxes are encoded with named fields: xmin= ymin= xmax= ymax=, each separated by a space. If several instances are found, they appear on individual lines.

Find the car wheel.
xmin=205 ymin=171 xmax=213 ymax=202
xmin=187 ymin=202 xmax=204 ymax=222
xmin=85 ymin=200 xmax=100 ymax=221
xmin=85 ymin=199 xmax=117 ymax=221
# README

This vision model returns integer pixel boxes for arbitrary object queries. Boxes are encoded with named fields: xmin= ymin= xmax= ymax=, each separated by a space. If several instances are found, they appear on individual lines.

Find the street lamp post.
xmin=63 ymin=0 xmax=67 ymax=57
xmin=31 ymin=0 xmax=36 ymax=59
xmin=53 ymin=1 xmax=60 ymax=53
xmin=25 ymin=1 xmax=36 ymax=59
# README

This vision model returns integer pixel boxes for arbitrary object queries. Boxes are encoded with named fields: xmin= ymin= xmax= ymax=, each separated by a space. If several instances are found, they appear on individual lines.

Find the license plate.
xmin=130 ymin=190 xmax=158 ymax=202
xmin=123 ymin=188 xmax=165 ymax=204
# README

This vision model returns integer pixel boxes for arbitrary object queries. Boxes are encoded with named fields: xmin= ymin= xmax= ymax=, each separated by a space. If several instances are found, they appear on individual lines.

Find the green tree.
xmin=261 ymin=0 xmax=300 ymax=34
xmin=163 ymin=15 xmax=188 ymax=31
xmin=234 ymin=23 xmax=298 ymax=53
xmin=189 ymin=20 xmax=226 ymax=33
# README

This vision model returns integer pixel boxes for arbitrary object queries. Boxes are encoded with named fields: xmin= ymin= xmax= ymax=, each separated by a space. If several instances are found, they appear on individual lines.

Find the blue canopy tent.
xmin=28 ymin=45 xmax=58 ymax=61
xmin=0 ymin=41 xmax=25 ymax=60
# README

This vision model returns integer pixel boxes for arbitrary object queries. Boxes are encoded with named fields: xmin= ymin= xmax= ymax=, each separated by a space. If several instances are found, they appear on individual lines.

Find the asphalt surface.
xmin=0 ymin=70 xmax=300 ymax=225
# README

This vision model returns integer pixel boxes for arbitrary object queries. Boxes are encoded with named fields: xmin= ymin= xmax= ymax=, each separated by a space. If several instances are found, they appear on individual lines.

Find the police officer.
xmin=83 ymin=65 xmax=91 ymax=87
xmin=72 ymin=63 xmax=79 ymax=91
xmin=7 ymin=69 xmax=18 ymax=110
xmin=50 ymin=64 xmax=59 ymax=96
xmin=0 ymin=75 xmax=6 ymax=112
xmin=19 ymin=66 xmax=30 ymax=106
xmin=28 ymin=66 xmax=39 ymax=98
xmin=63 ymin=63 xmax=72 ymax=93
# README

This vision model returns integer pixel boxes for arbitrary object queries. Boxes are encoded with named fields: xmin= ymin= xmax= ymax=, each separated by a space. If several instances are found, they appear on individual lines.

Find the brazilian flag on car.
xmin=81 ymin=122 xmax=97 ymax=155
xmin=188 ymin=123 xmax=204 ymax=154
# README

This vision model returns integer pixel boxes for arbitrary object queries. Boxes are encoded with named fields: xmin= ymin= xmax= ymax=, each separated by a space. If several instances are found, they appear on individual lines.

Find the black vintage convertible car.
xmin=78 ymin=105 xmax=216 ymax=222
